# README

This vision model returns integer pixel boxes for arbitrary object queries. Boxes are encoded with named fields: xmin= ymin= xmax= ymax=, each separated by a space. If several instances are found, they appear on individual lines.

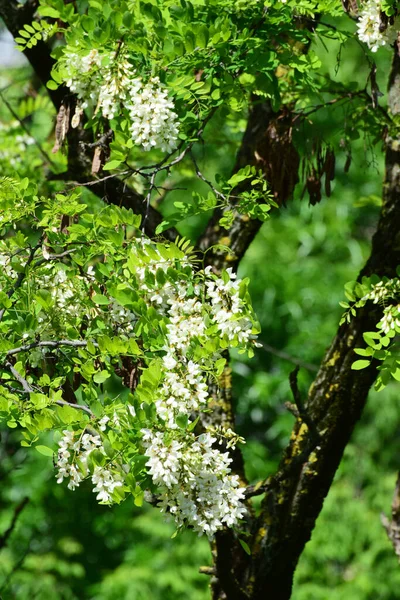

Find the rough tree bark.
xmin=221 ymin=49 xmax=400 ymax=600
xmin=2 ymin=4 xmax=400 ymax=600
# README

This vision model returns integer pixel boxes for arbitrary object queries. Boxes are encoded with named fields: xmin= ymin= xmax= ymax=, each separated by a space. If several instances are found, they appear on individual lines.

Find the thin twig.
xmin=1 ymin=359 xmax=94 ymax=416
xmin=5 ymin=339 xmax=96 ymax=357
xmin=55 ymin=400 xmax=93 ymax=416
xmin=4 ymin=361 xmax=32 ymax=393
xmin=190 ymin=151 xmax=227 ymax=201
xmin=259 ymin=341 xmax=318 ymax=373
xmin=35 ymin=248 xmax=77 ymax=267
xmin=66 ymin=169 xmax=132 ymax=187
xmin=142 ymin=169 xmax=158 ymax=233
xmin=83 ymin=129 xmax=113 ymax=149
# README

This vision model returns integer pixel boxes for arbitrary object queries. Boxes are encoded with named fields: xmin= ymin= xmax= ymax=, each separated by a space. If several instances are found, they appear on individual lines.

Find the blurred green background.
xmin=1 ymin=16 xmax=400 ymax=600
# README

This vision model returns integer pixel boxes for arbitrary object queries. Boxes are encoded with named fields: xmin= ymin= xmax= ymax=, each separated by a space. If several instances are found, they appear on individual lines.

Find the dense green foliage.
xmin=1 ymin=0 xmax=400 ymax=598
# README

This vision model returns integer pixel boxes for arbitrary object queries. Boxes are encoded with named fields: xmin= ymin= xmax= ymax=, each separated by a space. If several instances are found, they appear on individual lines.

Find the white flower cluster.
xmin=55 ymin=429 xmax=122 ymax=502
xmin=92 ymin=465 xmax=123 ymax=502
xmin=129 ymin=243 xmax=255 ymax=535
xmin=142 ymin=430 xmax=246 ymax=537
xmin=362 ymin=278 xmax=400 ymax=304
xmin=64 ymin=48 xmax=102 ymax=103
xmin=61 ymin=48 xmax=179 ymax=152
xmin=378 ymin=304 xmax=400 ymax=334
xmin=0 ymin=252 xmax=14 ymax=285
xmin=126 ymin=77 xmax=180 ymax=152
xmin=109 ymin=301 xmax=137 ymax=336
xmin=34 ymin=265 xmax=90 ymax=334
xmin=132 ymin=244 xmax=256 ymax=349
xmin=357 ymin=0 xmax=399 ymax=52
xmin=56 ymin=429 xmax=102 ymax=490
xmin=205 ymin=266 xmax=255 ymax=344
xmin=28 ymin=237 xmax=257 ymax=537
xmin=97 ymin=57 xmax=133 ymax=120
xmin=157 ymin=359 xmax=209 ymax=427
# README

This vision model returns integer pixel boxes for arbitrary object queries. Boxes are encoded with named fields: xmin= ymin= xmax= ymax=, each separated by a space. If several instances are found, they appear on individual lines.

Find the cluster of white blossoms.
xmin=142 ymin=430 xmax=246 ymax=537
xmin=109 ymin=301 xmax=137 ymax=336
xmin=362 ymin=278 xmax=400 ymax=304
xmin=156 ymin=359 xmax=209 ymax=427
xmin=56 ymin=429 xmax=101 ymax=490
xmin=31 ymin=264 xmax=94 ymax=340
xmin=363 ymin=279 xmax=400 ymax=335
xmin=205 ymin=266 xmax=254 ymax=343
xmin=126 ymin=242 xmax=256 ymax=534
xmin=357 ymin=0 xmax=399 ymax=52
xmin=55 ymin=429 xmax=122 ymax=502
xmin=64 ymin=48 xmax=102 ymax=104
xmin=13 ymin=234 xmax=258 ymax=536
xmin=61 ymin=48 xmax=179 ymax=152
xmin=92 ymin=466 xmax=123 ymax=503
xmin=126 ymin=77 xmax=180 ymax=152
xmin=378 ymin=304 xmax=400 ymax=334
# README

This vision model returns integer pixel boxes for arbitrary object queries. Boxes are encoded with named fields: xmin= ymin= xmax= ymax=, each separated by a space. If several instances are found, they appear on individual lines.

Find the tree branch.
xmin=4 ymin=339 xmax=97 ymax=357
xmin=243 ymin=48 xmax=400 ymax=600
xmin=197 ymin=99 xmax=300 ymax=271
xmin=259 ymin=341 xmax=318 ymax=373
xmin=288 ymin=366 xmax=320 ymax=445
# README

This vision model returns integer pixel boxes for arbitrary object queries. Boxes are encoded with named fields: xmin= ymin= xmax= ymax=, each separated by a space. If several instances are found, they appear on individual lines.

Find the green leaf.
xmin=351 ymin=360 xmax=371 ymax=370
xmin=239 ymin=539 xmax=251 ymax=555
xmin=133 ymin=486 xmax=144 ymax=507
xmin=35 ymin=445 xmax=54 ymax=457
xmin=37 ymin=6 xmax=60 ymax=17
xmin=93 ymin=370 xmax=111 ymax=384
xmin=103 ymin=159 xmax=123 ymax=171
xmin=176 ymin=413 xmax=188 ymax=429
xmin=47 ymin=80 xmax=59 ymax=90
xmin=92 ymin=294 xmax=110 ymax=305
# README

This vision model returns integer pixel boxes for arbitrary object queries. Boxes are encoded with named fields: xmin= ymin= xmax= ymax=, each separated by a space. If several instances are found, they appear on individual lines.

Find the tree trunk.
xmin=214 ymin=49 xmax=400 ymax=600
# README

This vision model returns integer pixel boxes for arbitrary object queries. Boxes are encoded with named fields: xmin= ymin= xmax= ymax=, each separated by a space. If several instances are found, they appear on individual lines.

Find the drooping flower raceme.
xmin=59 ymin=48 xmax=179 ymax=152
xmin=142 ymin=430 xmax=246 ymax=537
xmin=0 ymin=203 xmax=259 ymax=538
xmin=357 ymin=0 xmax=399 ymax=52
xmin=56 ymin=429 xmax=122 ymax=502
xmin=126 ymin=77 xmax=180 ymax=152
xmin=52 ymin=241 xmax=255 ymax=534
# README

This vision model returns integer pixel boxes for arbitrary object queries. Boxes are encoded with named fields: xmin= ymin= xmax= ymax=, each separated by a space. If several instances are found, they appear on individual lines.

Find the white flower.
xmin=357 ymin=0 xmax=399 ymax=52
xmin=92 ymin=466 xmax=123 ymax=503
xmin=99 ymin=415 xmax=110 ymax=431
xmin=55 ymin=430 xmax=102 ymax=490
